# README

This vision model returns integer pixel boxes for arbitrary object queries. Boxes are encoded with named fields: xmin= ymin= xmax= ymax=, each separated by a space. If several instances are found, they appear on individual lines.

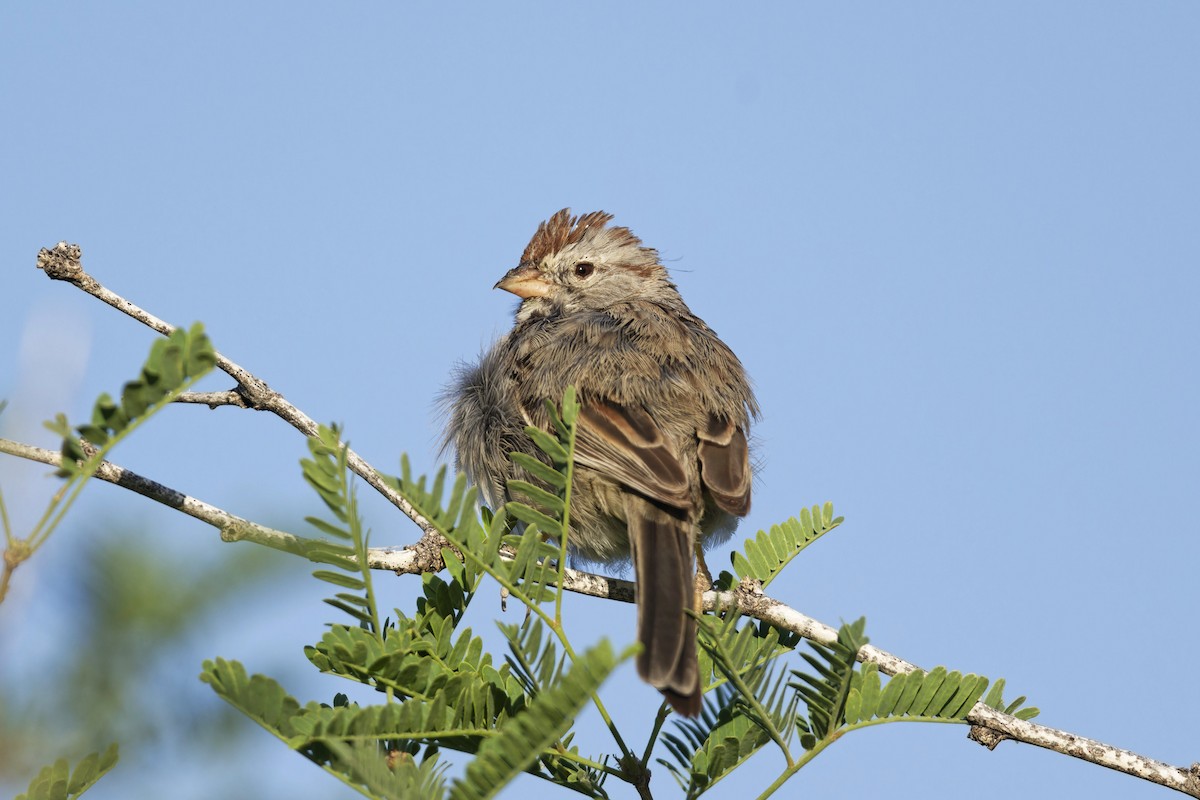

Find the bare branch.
xmin=36 ymin=242 xmax=440 ymax=541
xmin=174 ymin=391 xmax=249 ymax=408
xmin=0 ymin=437 xmax=450 ymax=573
xmin=707 ymin=581 xmax=1200 ymax=797
xmin=1 ymin=438 xmax=305 ymax=556
xmin=964 ymin=706 xmax=1199 ymax=797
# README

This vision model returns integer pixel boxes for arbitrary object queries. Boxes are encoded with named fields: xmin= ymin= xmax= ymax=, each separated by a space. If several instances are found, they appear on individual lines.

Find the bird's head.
xmin=495 ymin=209 xmax=674 ymax=316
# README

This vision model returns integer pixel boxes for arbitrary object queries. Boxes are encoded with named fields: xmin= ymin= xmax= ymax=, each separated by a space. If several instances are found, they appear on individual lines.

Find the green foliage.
xmin=320 ymin=742 xmax=450 ymax=800
xmin=303 ymin=598 xmax=521 ymax=721
xmin=660 ymin=684 xmax=770 ymax=795
xmin=661 ymin=614 xmax=1032 ymax=798
xmin=3 ymin=323 xmax=215 ymax=606
xmin=981 ymin=677 xmax=1041 ymax=721
xmin=200 ymin=658 xmax=304 ymax=740
xmin=385 ymin=449 xmax=567 ymax=611
xmin=450 ymin=641 xmax=616 ymax=800
xmin=3 ymin=327 xmax=1045 ymax=800
xmin=793 ymin=617 xmax=868 ymax=746
xmin=0 ymin=523 xmax=288 ymax=800
xmin=842 ymin=663 xmax=989 ymax=727
xmin=723 ymin=504 xmax=843 ymax=589
xmin=201 ymin=410 xmax=624 ymax=799
xmin=660 ymin=614 xmax=802 ymax=796
xmin=15 ymin=745 xmax=118 ymax=800
xmin=46 ymin=323 xmax=215 ymax=478
xmin=200 ymin=390 xmax=1042 ymax=799
xmin=503 ymin=386 xmax=581 ymax=609
xmin=300 ymin=424 xmax=382 ymax=633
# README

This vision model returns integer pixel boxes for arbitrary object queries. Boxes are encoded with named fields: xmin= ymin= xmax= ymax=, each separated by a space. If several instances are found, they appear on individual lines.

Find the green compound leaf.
xmin=16 ymin=744 xmax=118 ymax=800
xmin=727 ymin=503 xmax=843 ymax=588
xmin=450 ymin=640 xmax=617 ymax=800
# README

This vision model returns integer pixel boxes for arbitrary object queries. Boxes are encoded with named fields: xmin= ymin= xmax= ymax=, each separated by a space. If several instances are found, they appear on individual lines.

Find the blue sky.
xmin=2 ymin=4 xmax=1198 ymax=799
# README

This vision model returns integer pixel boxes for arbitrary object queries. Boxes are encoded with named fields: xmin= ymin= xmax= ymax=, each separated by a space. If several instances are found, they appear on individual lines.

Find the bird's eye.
xmin=573 ymin=261 xmax=595 ymax=279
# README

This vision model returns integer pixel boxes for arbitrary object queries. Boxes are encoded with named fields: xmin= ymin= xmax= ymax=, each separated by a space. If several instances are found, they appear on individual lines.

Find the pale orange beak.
xmin=495 ymin=263 xmax=552 ymax=299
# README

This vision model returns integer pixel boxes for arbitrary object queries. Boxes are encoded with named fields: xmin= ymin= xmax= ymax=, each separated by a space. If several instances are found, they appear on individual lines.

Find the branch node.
xmin=736 ymin=575 xmax=764 ymax=596
xmin=404 ymin=531 xmax=453 ymax=573
xmin=221 ymin=523 xmax=249 ymax=543
xmin=968 ymin=724 xmax=1010 ymax=750
xmin=1185 ymin=762 xmax=1200 ymax=798
xmin=36 ymin=241 xmax=86 ymax=284
xmin=234 ymin=379 xmax=279 ymax=410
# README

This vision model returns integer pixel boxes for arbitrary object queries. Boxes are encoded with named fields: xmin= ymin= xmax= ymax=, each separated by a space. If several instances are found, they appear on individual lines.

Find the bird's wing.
xmin=696 ymin=413 xmax=752 ymax=516
xmin=574 ymin=401 xmax=692 ymax=511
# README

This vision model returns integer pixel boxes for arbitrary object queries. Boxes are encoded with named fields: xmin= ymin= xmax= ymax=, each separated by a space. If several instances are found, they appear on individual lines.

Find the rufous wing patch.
xmin=575 ymin=401 xmax=691 ymax=510
xmin=697 ymin=413 xmax=751 ymax=517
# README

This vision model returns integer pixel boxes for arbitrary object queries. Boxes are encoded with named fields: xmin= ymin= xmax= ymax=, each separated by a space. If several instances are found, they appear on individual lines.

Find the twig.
xmin=174 ymin=391 xmax=248 ymax=408
xmin=35 ymin=242 xmax=442 ymax=549
xmin=711 ymin=580 xmax=1200 ymax=798
xmin=0 ymin=438 xmax=441 ymax=574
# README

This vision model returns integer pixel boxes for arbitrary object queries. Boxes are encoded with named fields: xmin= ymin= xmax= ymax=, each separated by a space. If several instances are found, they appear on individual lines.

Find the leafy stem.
xmin=552 ymin=385 xmax=580 ymax=627
xmin=2 ymin=324 xmax=215 ymax=605
xmin=701 ymin=618 xmax=795 ymax=768
xmin=754 ymin=737 xmax=831 ymax=800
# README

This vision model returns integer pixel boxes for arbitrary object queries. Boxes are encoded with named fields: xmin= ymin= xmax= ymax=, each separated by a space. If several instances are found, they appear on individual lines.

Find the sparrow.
xmin=445 ymin=209 xmax=757 ymax=716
